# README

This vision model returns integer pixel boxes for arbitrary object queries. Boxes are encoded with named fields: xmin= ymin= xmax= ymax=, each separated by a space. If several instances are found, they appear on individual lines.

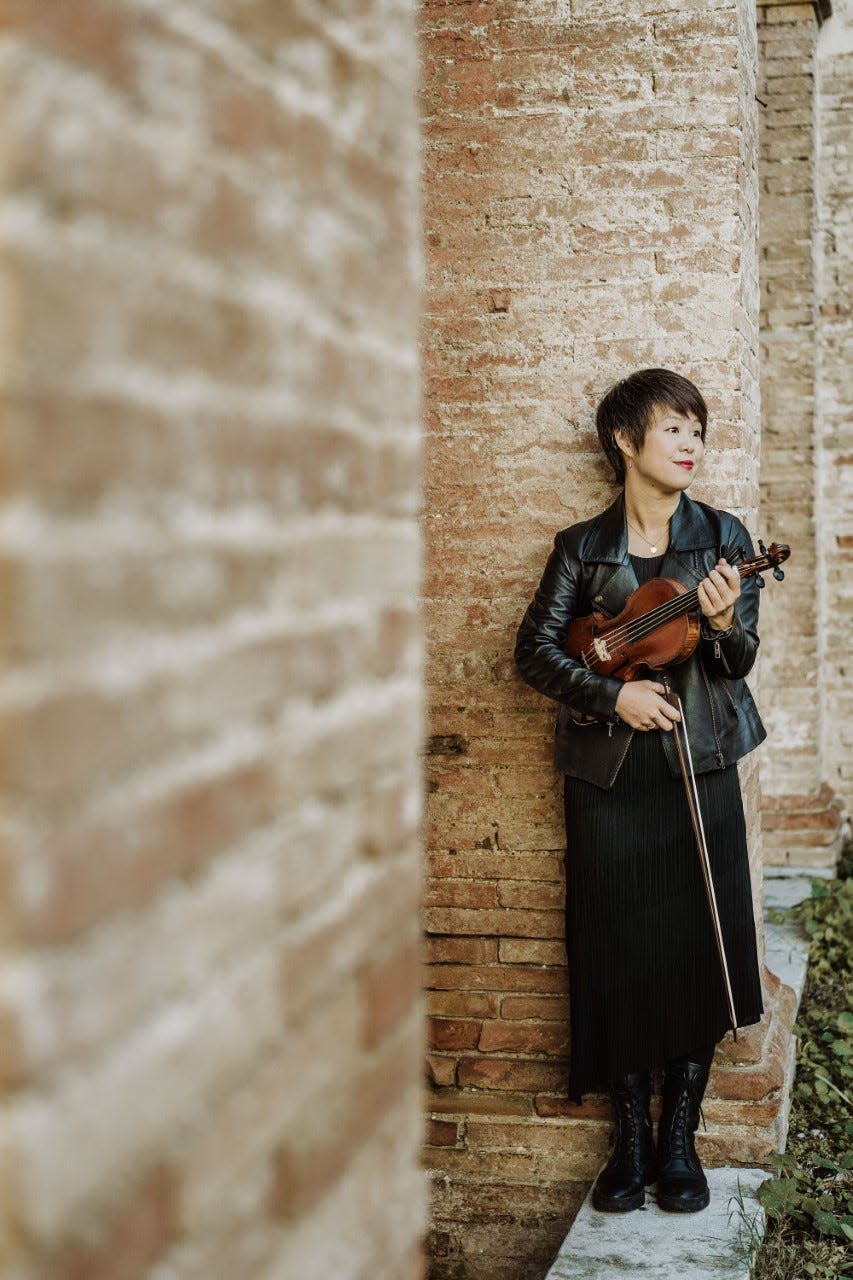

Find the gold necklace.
xmin=626 ymin=516 xmax=670 ymax=554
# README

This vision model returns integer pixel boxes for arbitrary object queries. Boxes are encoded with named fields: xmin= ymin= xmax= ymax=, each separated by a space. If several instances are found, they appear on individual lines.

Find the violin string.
xmin=580 ymin=552 xmax=759 ymax=665
xmin=588 ymin=552 xmax=755 ymax=653
xmin=581 ymin=583 xmax=705 ymax=659
xmin=580 ymin=558 xmax=756 ymax=666
xmin=580 ymin=590 xmax=700 ymax=664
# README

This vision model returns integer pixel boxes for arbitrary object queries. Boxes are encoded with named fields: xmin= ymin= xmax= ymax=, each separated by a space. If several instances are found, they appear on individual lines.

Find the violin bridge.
xmin=592 ymin=635 xmax=612 ymax=665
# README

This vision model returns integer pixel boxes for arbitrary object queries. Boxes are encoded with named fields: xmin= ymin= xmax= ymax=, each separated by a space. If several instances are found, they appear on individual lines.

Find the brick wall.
xmin=756 ymin=0 xmax=845 ymax=868
xmin=817 ymin=0 xmax=853 ymax=812
xmin=0 ymin=3 xmax=427 ymax=1276
xmin=419 ymin=3 xmax=792 ymax=1277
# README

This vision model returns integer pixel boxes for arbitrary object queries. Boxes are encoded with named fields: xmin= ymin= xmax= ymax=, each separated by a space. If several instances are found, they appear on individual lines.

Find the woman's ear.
xmin=613 ymin=429 xmax=634 ymax=469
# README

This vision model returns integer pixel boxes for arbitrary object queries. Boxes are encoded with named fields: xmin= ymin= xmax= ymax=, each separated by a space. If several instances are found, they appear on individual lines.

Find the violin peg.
xmin=773 ymin=567 xmax=784 ymax=581
xmin=758 ymin=538 xmax=767 ymax=555
xmin=756 ymin=574 xmax=765 ymax=589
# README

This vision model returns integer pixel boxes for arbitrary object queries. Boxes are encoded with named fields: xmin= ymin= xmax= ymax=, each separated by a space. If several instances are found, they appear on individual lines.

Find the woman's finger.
xmin=708 ymin=569 xmax=733 ymax=596
xmin=698 ymin=582 xmax=722 ymax=610
xmin=716 ymin=560 xmax=741 ymax=592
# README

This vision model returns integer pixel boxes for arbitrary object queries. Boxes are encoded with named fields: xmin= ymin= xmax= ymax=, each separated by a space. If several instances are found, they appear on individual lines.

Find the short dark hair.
xmin=595 ymin=368 xmax=708 ymax=484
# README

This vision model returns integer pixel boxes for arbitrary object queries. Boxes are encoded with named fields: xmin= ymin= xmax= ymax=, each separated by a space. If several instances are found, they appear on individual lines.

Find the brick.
xmin=426 ymin=1088 xmax=532 ymax=1118
xmin=456 ymin=1057 xmax=568 ymax=1093
xmin=426 ymin=963 xmax=568 ymax=995
xmin=426 ymin=851 xmax=562 ymax=881
xmin=427 ymin=1017 xmax=481 ymax=1051
xmin=424 ymin=936 xmax=499 ymax=965
xmin=498 ymin=939 xmax=567 ymax=966
xmin=478 ymin=1020 xmax=569 ymax=1054
xmin=425 ymin=1119 xmax=460 ymax=1147
xmin=423 ymin=878 xmax=497 ymax=909
xmin=496 ymin=880 xmax=563 ymax=910
xmin=426 ymin=1055 xmax=458 ymax=1088
xmin=422 ymin=907 xmax=564 ymax=938
xmin=425 ymin=991 xmax=500 ymax=1018
xmin=500 ymin=995 xmax=568 ymax=1020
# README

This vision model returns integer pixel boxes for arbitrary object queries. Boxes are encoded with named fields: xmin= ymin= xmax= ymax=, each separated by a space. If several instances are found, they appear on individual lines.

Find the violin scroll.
xmin=756 ymin=537 xmax=787 ymax=582
xmin=742 ymin=539 xmax=790 ymax=590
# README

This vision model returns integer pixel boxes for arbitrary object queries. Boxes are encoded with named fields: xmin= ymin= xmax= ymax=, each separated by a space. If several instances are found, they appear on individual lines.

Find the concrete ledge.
xmin=763 ymin=869 xmax=816 ymax=1002
xmin=545 ymin=1166 xmax=773 ymax=1280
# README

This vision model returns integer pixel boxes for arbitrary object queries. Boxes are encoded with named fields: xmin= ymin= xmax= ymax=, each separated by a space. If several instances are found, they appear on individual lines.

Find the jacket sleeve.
xmin=514 ymin=533 xmax=624 ymax=719
xmin=698 ymin=517 xmax=761 ymax=679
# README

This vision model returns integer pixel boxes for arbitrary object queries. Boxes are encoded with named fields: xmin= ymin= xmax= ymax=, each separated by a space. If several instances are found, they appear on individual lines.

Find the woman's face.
xmin=619 ymin=404 xmax=705 ymax=491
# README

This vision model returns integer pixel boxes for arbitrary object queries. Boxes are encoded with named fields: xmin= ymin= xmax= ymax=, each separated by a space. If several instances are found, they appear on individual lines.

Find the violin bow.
xmin=661 ymin=679 xmax=739 ymax=1059
xmin=657 ymin=541 xmax=750 ymax=1055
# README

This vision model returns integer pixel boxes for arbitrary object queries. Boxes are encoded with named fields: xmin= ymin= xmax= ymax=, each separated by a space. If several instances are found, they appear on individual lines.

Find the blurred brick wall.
xmin=756 ymin=0 xmax=845 ymax=868
xmin=0 ymin=3 xmax=427 ymax=1276
xmin=817 ymin=0 xmax=853 ymax=814
xmin=418 ymin=3 xmax=781 ymax=1277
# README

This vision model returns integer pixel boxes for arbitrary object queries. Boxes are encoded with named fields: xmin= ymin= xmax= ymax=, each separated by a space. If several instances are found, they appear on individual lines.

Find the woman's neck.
xmin=623 ymin=482 xmax=680 ymax=540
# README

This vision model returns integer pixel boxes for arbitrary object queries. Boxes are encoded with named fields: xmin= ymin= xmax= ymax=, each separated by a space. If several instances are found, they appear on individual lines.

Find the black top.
xmin=628 ymin=550 xmax=666 ymax=582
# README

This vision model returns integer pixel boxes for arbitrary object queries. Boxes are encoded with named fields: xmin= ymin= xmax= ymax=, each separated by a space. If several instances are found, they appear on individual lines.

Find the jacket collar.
xmin=583 ymin=489 xmax=715 ymax=564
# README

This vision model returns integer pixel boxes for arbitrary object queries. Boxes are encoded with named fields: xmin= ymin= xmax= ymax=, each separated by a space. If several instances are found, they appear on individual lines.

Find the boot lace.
xmin=663 ymin=1070 xmax=708 ymax=1162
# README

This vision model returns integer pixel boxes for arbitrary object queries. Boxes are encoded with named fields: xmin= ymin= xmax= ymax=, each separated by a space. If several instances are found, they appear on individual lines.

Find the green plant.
xmin=747 ymin=843 xmax=853 ymax=1280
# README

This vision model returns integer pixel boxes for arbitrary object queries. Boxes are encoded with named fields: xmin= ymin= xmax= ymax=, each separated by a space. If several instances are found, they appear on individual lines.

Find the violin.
xmin=564 ymin=540 xmax=791 ymax=681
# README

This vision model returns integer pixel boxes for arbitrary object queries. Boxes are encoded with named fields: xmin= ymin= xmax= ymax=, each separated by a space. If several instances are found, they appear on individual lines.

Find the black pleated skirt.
xmin=562 ymin=722 xmax=765 ymax=1104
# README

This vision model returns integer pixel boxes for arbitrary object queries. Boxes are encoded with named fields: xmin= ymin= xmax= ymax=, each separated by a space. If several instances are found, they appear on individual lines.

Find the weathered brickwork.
xmin=817 ymin=2 xmax=853 ymax=814
xmin=419 ymin=3 xmax=795 ymax=1276
xmin=756 ymin=1 xmax=845 ymax=868
xmin=0 ymin=2 xmax=427 ymax=1276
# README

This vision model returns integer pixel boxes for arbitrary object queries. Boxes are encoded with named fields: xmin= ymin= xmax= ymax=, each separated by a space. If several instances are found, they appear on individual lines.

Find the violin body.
xmin=565 ymin=577 xmax=701 ymax=680
xmin=563 ymin=540 xmax=790 ymax=682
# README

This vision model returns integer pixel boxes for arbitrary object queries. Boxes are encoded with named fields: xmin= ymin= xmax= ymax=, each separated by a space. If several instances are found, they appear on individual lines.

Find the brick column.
xmin=756 ymin=0 xmax=844 ymax=868
xmin=420 ymin=2 xmax=795 ymax=1275
xmin=816 ymin=2 xmax=853 ymax=816
xmin=0 ymin=3 xmax=426 ymax=1276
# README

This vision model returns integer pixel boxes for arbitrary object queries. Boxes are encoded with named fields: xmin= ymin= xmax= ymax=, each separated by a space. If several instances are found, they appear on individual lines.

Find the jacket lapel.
xmin=582 ymin=492 xmax=637 ymax=613
xmin=663 ymin=491 xmax=717 ymax=584
xmin=581 ymin=490 xmax=718 ymax=616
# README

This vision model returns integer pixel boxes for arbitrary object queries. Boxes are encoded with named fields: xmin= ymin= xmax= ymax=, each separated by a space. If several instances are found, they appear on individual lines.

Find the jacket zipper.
xmin=699 ymin=662 xmax=725 ymax=768
xmin=713 ymin=635 xmax=733 ymax=675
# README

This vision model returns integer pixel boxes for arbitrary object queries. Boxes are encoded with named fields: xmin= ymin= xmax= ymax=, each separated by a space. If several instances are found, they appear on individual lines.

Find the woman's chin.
xmin=669 ymin=468 xmax=697 ymax=491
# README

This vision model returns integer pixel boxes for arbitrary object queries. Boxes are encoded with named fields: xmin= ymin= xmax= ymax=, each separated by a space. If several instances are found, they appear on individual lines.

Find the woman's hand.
xmin=697 ymin=558 xmax=740 ymax=630
xmin=615 ymin=680 xmax=681 ymax=732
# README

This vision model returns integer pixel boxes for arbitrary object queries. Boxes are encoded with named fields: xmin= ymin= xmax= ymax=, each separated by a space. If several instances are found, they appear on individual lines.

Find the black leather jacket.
xmin=514 ymin=490 xmax=767 ymax=788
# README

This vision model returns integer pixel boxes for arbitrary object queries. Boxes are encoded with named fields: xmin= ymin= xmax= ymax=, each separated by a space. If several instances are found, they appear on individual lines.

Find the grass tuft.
xmin=730 ymin=841 xmax=853 ymax=1280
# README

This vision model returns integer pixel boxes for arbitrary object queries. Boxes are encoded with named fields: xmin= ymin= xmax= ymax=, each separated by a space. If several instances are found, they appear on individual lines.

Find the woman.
xmin=514 ymin=368 xmax=766 ymax=1215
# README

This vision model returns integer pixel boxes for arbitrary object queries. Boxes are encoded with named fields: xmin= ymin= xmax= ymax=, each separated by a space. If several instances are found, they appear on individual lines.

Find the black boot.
xmin=591 ymin=1067 xmax=657 ymax=1212
xmin=656 ymin=1055 xmax=712 ymax=1212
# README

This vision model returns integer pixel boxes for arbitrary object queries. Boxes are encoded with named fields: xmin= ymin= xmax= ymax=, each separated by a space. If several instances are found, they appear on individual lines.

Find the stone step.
xmin=545 ymin=1167 xmax=772 ymax=1280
